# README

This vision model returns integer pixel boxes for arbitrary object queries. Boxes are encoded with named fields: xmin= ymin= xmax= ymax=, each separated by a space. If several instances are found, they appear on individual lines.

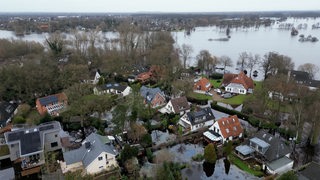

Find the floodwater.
xmin=1 ymin=17 xmax=319 ymax=77
xmin=153 ymin=143 xmax=260 ymax=180
xmin=173 ymin=17 xmax=320 ymax=74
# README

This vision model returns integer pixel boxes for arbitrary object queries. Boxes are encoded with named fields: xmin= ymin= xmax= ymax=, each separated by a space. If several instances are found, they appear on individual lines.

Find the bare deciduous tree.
xmin=247 ymin=53 xmax=260 ymax=77
xmin=298 ymin=63 xmax=319 ymax=80
xmin=219 ymin=55 xmax=233 ymax=74
xmin=237 ymin=52 xmax=249 ymax=71
xmin=179 ymin=44 xmax=193 ymax=69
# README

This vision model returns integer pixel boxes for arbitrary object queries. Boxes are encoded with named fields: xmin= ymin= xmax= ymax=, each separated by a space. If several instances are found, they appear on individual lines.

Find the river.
xmin=1 ymin=17 xmax=320 ymax=78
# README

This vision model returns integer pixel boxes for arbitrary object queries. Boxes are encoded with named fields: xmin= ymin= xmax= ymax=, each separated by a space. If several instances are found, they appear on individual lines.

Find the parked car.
xmin=222 ymin=93 xmax=232 ymax=99
xmin=205 ymin=91 xmax=213 ymax=96
xmin=214 ymin=88 xmax=222 ymax=94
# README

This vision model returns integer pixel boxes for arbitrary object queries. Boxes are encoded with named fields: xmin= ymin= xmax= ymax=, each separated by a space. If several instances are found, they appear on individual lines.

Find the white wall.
xmin=86 ymin=152 xmax=117 ymax=174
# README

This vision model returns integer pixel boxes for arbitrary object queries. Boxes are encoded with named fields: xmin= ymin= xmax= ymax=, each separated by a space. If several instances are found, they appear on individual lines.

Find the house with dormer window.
xmin=204 ymin=115 xmax=243 ymax=144
xmin=178 ymin=107 xmax=215 ymax=132
xmin=221 ymin=71 xmax=254 ymax=94
xmin=235 ymin=130 xmax=293 ymax=175
xmin=61 ymin=133 xmax=118 ymax=175
xmin=159 ymin=96 xmax=190 ymax=115
xmin=140 ymin=86 xmax=166 ymax=108
xmin=193 ymin=77 xmax=212 ymax=93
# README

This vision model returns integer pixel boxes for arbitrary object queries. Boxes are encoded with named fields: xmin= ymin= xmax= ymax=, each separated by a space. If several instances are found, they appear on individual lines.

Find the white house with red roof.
xmin=221 ymin=71 xmax=254 ymax=94
xmin=204 ymin=115 xmax=243 ymax=144
xmin=193 ymin=77 xmax=212 ymax=93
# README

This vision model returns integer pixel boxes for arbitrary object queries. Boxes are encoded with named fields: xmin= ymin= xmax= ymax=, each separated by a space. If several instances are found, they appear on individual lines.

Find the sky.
xmin=0 ymin=0 xmax=319 ymax=13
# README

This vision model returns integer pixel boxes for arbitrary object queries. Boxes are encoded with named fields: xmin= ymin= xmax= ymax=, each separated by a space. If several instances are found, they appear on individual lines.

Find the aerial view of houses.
xmin=1 ymin=2 xmax=320 ymax=180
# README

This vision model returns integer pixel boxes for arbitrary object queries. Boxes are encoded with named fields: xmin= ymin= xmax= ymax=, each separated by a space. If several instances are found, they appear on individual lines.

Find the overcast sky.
xmin=1 ymin=0 xmax=320 ymax=13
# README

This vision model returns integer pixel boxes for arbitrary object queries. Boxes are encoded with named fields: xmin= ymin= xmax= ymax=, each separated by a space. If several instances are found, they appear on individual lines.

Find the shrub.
xmin=187 ymin=96 xmax=208 ymax=105
xmin=192 ymin=153 xmax=204 ymax=162
xmin=13 ymin=115 xmax=26 ymax=124
xmin=209 ymin=73 xmax=223 ymax=79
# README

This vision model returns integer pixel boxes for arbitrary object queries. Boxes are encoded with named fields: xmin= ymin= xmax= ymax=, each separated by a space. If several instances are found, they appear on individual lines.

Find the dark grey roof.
xmin=100 ymin=83 xmax=128 ymax=92
xmin=309 ymin=80 xmax=320 ymax=88
xmin=0 ymin=102 xmax=18 ymax=127
xmin=290 ymin=70 xmax=311 ymax=83
xmin=20 ymin=131 xmax=41 ymax=155
xmin=140 ymin=86 xmax=164 ymax=104
xmin=253 ymin=130 xmax=292 ymax=162
xmin=298 ymin=161 xmax=320 ymax=180
xmin=38 ymin=95 xmax=58 ymax=106
xmin=4 ymin=121 xmax=61 ymax=157
xmin=63 ymin=133 xmax=118 ymax=168
xmin=187 ymin=107 xmax=215 ymax=125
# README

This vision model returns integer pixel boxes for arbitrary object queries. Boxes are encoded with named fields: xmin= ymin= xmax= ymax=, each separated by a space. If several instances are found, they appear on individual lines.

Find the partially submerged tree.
xmin=204 ymin=143 xmax=217 ymax=164
xmin=219 ymin=55 xmax=233 ymax=74
xmin=179 ymin=44 xmax=193 ymax=69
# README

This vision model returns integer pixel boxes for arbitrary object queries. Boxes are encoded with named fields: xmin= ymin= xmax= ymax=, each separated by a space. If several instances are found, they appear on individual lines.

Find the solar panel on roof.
xmin=39 ymin=96 xmax=58 ymax=106
xmin=39 ymin=124 xmax=54 ymax=131
xmin=7 ymin=131 xmax=24 ymax=142
xmin=106 ymin=84 xmax=112 ymax=87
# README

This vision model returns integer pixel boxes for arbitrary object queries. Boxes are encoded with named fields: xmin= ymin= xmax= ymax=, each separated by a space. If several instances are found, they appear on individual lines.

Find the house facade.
xmin=235 ymin=130 xmax=293 ymax=175
xmin=94 ymin=83 xmax=132 ymax=97
xmin=160 ymin=96 xmax=190 ymax=115
xmin=36 ymin=93 xmax=68 ymax=116
xmin=4 ymin=121 xmax=62 ymax=177
xmin=61 ymin=133 xmax=118 ymax=175
xmin=140 ymin=86 xmax=166 ymax=108
xmin=222 ymin=71 xmax=254 ymax=94
xmin=178 ymin=107 xmax=215 ymax=132
xmin=193 ymin=77 xmax=212 ymax=93
xmin=204 ymin=115 xmax=243 ymax=143
xmin=0 ymin=101 xmax=18 ymax=128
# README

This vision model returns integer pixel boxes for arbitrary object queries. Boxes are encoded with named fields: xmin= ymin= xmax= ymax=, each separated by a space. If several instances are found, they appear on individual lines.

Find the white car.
xmin=214 ymin=88 xmax=222 ymax=94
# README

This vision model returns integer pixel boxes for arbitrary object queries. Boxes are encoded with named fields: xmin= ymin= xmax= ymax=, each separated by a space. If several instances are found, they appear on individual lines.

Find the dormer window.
xmin=226 ymin=128 xmax=229 ymax=133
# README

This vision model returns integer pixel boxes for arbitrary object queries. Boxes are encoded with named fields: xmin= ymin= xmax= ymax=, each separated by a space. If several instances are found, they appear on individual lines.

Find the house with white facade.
xmin=235 ymin=130 xmax=293 ymax=175
xmin=0 ymin=101 xmax=18 ymax=128
xmin=178 ymin=107 xmax=215 ymax=132
xmin=94 ymin=83 xmax=132 ymax=97
xmin=4 ymin=121 xmax=62 ymax=177
xmin=61 ymin=133 xmax=118 ymax=175
xmin=221 ymin=71 xmax=254 ymax=94
xmin=204 ymin=115 xmax=243 ymax=144
xmin=159 ymin=96 xmax=190 ymax=115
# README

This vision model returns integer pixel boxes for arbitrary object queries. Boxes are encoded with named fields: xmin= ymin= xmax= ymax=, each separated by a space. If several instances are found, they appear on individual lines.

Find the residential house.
xmin=140 ymin=86 xmax=166 ymax=108
xmin=61 ymin=133 xmax=118 ymax=175
xmin=178 ymin=107 xmax=215 ymax=132
xmin=83 ymin=70 xmax=101 ymax=85
xmin=4 ymin=121 xmax=62 ymax=177
xmin=204 ymin=115 xmax=243 ymax=144
xmin=0 ymin=101 xmax=18 ymax=128
xmin=288 ymin=70 xmax=320 ymax=90
xmin=193 ymin=77 xmax=212 ymax=93
xmin=159 ymin=96 xmax=190 ymax=115
xmin=36 ymin=93 xmax=68 ymax=116
xmin=221 ymin=71 xmax=254 ymax=94
xmin=235 ymin=130 xmax=293 ymax=175
xmin=297 ymin=161 xmax=320 ymax=180
xmin=94 ymin=83 xmax=132 ymax=97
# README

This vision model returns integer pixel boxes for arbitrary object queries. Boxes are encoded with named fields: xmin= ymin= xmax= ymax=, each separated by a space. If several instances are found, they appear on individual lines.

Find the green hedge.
xmin=211 ymin=102 xmax=276 ymax=129
xmin=187 ymin=96 xmax=208 ymax=105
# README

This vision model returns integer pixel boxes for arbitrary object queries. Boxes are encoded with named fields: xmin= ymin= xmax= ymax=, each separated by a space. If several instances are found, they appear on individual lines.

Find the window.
xmin=99 ymin=166 xmax=103 ymax=169
xmin=55 ymin=134 xmax=58 ymax=138
xmin=51 ymin=142 xmax=58 ymax=148
xmin=98 ymin=156 xmax=103 ymax=161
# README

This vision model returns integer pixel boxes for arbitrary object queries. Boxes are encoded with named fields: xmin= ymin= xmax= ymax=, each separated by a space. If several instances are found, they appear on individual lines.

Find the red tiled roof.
xmin=137 ymin=72 xmax=152 ymax=82
xmin=194 ymin=77 xmax=212 ymax=91
xmin=222 ymin=71 xmax=254 ymax=89
xmin=217 ymin=115 xmax=243 ymax=139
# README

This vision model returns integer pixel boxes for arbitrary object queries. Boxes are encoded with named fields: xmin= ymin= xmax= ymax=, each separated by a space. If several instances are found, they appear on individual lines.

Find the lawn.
xmin=188 ymin=92 xmax=211 ymax=100
xmin=0 ymin=145 xmax=10 ymax=156
xmin=228 ymin=154 xmax=264 ymax=177
xmin=222 ymin=94 xmax=248 ymax=105
xmin=210 ymin=79 xmax=222 ymax=88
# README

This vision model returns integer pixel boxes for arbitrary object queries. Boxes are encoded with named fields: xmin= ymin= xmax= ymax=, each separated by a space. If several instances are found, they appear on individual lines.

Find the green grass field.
xmin=228 ymin=154 xmax=264 ymax=177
